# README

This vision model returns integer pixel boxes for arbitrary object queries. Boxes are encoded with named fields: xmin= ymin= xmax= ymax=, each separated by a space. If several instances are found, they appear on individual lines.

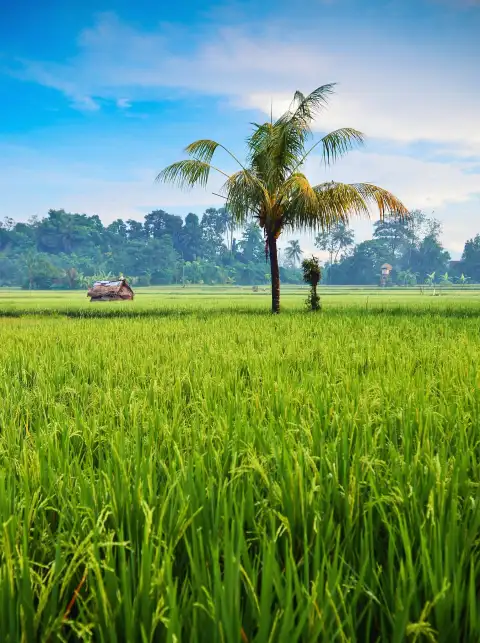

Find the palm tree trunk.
xmin=268 ymin=234 xmax=280 ymax=313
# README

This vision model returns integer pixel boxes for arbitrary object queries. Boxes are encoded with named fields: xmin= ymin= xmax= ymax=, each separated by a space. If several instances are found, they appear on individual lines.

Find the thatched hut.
xmin=87 ymin=279 xmax=134 ymax=302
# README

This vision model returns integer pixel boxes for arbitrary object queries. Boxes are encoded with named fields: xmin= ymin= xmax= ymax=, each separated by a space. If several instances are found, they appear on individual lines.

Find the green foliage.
xmin=1 ymin=205 xmax=477 ymax=293
xmin=0 ymin=291 xmax=480 ymax=640
xmin=236 ymin=222 xmax=264 ymax=263
xmin=315 ymin=222 xmax=355 ymax=266
xmin=302 ymin=255 xmax=322 ymax=310
xmin=0 ymin=209 xmax=302 ymax=289
xmin=461 ymin=234 xmax=480 ymax=281
xmin=285 ymin=239 xmax=303 ymax=267
xmin=326 ymin=212 xmax=454 ymax=286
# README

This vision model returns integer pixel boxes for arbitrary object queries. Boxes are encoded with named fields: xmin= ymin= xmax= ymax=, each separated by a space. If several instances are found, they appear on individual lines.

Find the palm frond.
xmin=282 ymin=181 xmax=407 ymax=232
xmin=247 ymin=123 xmax=275 ymax=178
xmin=248 ymin=121 xmax=305 ymax=190
xmin=350 ymin=183 xmax=408 ymax=219
xmin=253 ymin=85 xmax=338 ymax=186
xmin=289 ymin=127 xmax=365 ymax=176
xmin=185 ymin=139 xmax=246 ymax=170
xmin=221 ymin=170 xmax=267 ymax=225
xmin=280 ymin=84 xmax=337 ymax=131
xmin=155 ymin=160 xmax=229 ymax=190
xmin=320 ymin=128 xmax=364 ymax=165
xmin=280 ymin=173 xmax=319 ymax=218
xmin=282 ymin=180 xmax=369 ymax=232
xmin=185 ymin=139 xmax=222 ymax=163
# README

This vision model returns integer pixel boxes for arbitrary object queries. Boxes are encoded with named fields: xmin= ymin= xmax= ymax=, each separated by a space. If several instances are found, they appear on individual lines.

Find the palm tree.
xmin=157 ymin=84 xmax=407 ymax=313
xmin=285 ymin=240 xmax=303 ymax=267
xmin=315 ymin=222 xmax=355 ymax=265
xmin=397 ymin=268 xmax=418 ymax=287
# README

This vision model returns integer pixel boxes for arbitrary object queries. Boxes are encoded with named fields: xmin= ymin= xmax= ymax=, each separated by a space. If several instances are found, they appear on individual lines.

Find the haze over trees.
xmin=0 ymin=208 xmax=302 ymax=289
xmin=323 ymin=211 xmax=458 ymax=286
xmin=0 ymin=207 xmax=476 ymax=289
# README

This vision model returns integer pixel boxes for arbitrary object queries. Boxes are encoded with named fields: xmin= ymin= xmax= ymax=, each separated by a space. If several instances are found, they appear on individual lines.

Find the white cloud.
xmin=297 ymin=151 xmax=480 ymax=258
xmin=116 ymin=98 xmax=131 ymax=109
xmin=305 ymin=151 xmax=480 ymax=210
xmin=12 ymin=13 xmax=480 ymax=156
xmin=0 ymin=143 xmax=477 ymax=259
xmin=14 ymin=59 xmax=100 ymax=111
xmin=0 ymin=145 xmax=225 ymax=222
xmin=3 ymin=12 xmax=479 ymax=260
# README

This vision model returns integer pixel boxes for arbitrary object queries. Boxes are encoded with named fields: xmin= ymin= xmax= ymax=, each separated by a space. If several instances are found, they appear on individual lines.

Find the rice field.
xmin=1 ymin=287 xmax=480 ymax=642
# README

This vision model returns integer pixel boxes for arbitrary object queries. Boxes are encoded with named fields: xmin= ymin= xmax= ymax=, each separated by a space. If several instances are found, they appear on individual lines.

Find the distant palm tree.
xmin=157 ymin=84 xmax=407 ymax=313
xmin=397 ymin=268 xmax=418 ymax=286
xmin=285 ymin=240 xmax=303 ymax=267
xmin=315 ymin=222 xmax=355 ymax=265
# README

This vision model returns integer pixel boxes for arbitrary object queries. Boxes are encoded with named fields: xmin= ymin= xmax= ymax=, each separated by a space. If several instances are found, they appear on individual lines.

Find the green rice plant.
xmin=0 ymin=291 xmax=480 ymax=640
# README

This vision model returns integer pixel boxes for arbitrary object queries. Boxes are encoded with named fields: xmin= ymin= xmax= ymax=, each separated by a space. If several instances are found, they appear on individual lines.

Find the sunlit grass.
xmin=0 ymin=290 xmax=479 ymax=641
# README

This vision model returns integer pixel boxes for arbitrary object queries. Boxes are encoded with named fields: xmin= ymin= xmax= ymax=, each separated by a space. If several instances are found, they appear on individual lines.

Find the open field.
xmin=1 ymin=289 xmax=480 ymax=641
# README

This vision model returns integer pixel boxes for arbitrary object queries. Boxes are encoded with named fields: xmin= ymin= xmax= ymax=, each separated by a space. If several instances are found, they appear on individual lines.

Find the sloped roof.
xmin=94 ymin=280 xmax=123 ymax=287
xmin=87 ymin=278 xmax=133 ymax=298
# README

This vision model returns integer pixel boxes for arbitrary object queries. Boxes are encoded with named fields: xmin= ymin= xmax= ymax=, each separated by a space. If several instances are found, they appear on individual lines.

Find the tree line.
xmin=0 ymin=208 xmax=303 ymax=289
xmin=317 ymin=211 xmax=480 ymax=286
xmin=1 ymin=207 xmax=478 ymax=290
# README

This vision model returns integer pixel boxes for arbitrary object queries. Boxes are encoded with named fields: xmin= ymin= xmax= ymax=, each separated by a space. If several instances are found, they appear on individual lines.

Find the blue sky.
xmin=1 ymin=0 xmax=479 ymax=257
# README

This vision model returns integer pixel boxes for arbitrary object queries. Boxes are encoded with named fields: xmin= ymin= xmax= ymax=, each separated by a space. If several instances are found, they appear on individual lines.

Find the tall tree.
xmin=179 ymin=213 xmax=204 ymax=261
xmin=144 ymin=210 xmax=183 ymax=248
xmin=315 ymin=222 xmax=355 ymax=265
xmin=237 ymin=222 xmax=264 ymax=263
xmin=410 ymin=234 xmax=450 ymax=278
xmin=285 ymin=240 xmax=303 ymax=267
xmin=157 ymin=84 xmax=407 ymax=312
xmin=126 ymin=220 xmax=145 ymax=241
xmin=200 ymin=208 xmax=229 ymax=260
xmin=461 ymin=234 xmax=480 ymax=281
xmin=107 ymin=219 xmax=128 ymax=240
xmin=330 ymin=239 xmax=390 ymax=285
xmin=372 ymin=218 xmax=413 ymax=260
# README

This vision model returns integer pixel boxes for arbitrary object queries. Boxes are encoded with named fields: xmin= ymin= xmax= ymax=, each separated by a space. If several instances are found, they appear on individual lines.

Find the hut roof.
xmin=87 ymin=278 xmax=134 ymax=299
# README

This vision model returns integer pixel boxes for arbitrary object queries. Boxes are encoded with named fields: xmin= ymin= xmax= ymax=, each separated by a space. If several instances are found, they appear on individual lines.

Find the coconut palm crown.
xmin=156 ymin=84 xmax=408 ymax=312
xmin=285 ymin=240 xmax=303 ymax=267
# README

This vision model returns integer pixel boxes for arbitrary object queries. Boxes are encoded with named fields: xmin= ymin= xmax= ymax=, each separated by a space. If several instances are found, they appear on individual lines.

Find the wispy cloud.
xmin=13 ymin=59 xmax=100 ymax=111
xmin=0 ymin=141 xmax=478 ymax=257
xmin=11 ymin=13 xmax=480 ymax=156
xmin=3 ymin=11 xmax=479 ymax=257
xmin=116 ymin=98 xmax=132 ymax=109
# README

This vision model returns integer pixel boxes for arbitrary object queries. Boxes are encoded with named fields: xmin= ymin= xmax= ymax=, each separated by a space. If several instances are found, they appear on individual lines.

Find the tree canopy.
xmin=0 ymin=209 xmax=302 ymax=289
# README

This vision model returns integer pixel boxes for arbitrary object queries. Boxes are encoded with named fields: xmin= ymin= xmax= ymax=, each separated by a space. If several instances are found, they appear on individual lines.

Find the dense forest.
xmin=0 ymin=207 xmax=478 ymax=288
xmin=0 ymin=207 xmax=302 ymax=289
